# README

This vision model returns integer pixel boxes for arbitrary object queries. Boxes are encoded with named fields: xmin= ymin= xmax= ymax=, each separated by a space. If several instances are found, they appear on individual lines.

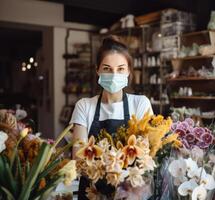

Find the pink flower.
xmin=177 ymin=121 xmax=189 ymax=131
xmin=185 ymin=134 xmax=195 ymax=143
xmin=193 ymin=127 xmax=205 ymax=139
xmin=175 ymin=128 xmax=186 ymax=138
xmin=185 ymin=118 xmax=194 ymax=127
xmin=200 ymin=133 xmax=213 ymax=145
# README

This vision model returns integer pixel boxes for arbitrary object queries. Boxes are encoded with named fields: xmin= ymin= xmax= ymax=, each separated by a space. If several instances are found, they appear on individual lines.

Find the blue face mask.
xmin=98 ymin=73 xmax=129 ymax=93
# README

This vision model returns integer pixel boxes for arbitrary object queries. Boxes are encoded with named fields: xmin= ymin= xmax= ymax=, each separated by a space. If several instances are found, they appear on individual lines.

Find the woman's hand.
xmin=72 ymin=123 xmax=88 ymax=159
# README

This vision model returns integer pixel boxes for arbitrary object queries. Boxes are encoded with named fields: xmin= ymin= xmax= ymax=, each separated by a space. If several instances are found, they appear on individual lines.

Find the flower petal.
xmin=192 ymin=185 xmax=207 ymax=200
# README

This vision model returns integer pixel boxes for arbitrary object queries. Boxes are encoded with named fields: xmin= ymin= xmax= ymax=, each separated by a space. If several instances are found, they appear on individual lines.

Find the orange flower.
xmin=122 ymin=135 xmax=144 ymax=166
xmin=39 ymin=178 xmax=46 ymax=190
xmin=76 ymin=136 xmax=103 ymax=165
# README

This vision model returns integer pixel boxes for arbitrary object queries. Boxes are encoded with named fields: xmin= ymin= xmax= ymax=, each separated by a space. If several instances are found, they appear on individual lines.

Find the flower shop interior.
xmin=0 ymin=0 xmax=215 ymax=200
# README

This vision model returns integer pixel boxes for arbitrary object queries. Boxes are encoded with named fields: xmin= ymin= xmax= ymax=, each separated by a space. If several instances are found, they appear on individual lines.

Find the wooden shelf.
xmin=172 ymin=96 xmax=215 ymax=100
xmin=181 ymin=30 xmax=215 ymax=38
xmin=167 ymin=77 xmax=215 ymax=82
xmin=194 ymin=115 xmax=215 ymax=119
xmin=172 ymin=55 xmax=215 ymax=61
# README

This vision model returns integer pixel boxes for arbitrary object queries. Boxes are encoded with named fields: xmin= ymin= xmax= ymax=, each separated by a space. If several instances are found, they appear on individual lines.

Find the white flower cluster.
xmin=0 ymin=131 xmax=8 ymax=153
xmin=169 ymin=156 xmax=215 ymax=200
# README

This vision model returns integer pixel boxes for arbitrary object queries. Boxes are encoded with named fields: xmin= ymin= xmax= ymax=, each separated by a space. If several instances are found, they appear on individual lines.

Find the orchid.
xmin=185 ymin=158 xmax=198 ymax=176
xmin=168 ymin=158 xmax=187 ymax=177
xmin=59 ymin=160 xmax=77 ymax=186
xmin=192 ymin=185 xmax=207 ymax=200
xmin=122 ymin=135 xmax=144 ymax=166
xmin=178 ymin=179 xmax=198 ymax=196
xmin=127 ymin=166 xmax=145 ymax=187
xmin=76 ymin=135 xmax=103 ymax=165
xmin=200 ymin=174 xmax=215 ymax=190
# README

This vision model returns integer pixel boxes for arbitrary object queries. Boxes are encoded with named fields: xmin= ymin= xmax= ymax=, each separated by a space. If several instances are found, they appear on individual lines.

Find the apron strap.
xmin=93 ymin=92 xmax=130 ymax=123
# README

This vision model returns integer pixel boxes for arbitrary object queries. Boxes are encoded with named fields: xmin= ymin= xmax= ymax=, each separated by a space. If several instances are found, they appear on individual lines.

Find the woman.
xmin=70 ymin=35 xmax=153 ymax=199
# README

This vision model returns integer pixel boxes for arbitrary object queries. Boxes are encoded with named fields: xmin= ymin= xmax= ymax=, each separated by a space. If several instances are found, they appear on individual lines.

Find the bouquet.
xmin=168 ymin=118 xmax=215 ymax=200
xmin=0 ymin=109 xmax=77 ymax=200
xmin=75 ymin=113 xmax=181 ymax=200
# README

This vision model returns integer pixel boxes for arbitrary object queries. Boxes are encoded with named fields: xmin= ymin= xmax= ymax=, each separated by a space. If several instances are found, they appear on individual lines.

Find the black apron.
xmin=78 ymin=92 xmax=130 ymax=200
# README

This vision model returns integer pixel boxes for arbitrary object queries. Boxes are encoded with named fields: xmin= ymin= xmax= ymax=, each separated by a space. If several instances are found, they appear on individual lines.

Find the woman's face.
xmin=97 ymin=52 xmax=130 ymax=75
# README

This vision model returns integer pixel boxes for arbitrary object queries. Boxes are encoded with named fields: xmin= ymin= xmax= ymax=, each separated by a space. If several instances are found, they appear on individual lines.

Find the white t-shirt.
xmin=70 ymin=94 xmax=153 ymax=133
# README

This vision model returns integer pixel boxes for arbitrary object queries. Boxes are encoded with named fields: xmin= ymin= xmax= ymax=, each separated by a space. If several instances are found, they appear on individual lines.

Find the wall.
xmin=0 ymin=0 xmax=97 ymax=138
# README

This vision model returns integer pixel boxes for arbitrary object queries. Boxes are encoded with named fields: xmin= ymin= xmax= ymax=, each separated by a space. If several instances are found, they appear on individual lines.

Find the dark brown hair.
xmin=96 ymin=35 xmax=134 ymax=85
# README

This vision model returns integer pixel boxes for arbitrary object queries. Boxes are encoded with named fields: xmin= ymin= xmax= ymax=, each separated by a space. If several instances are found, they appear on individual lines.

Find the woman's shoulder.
xmin=127 ymin=93 xmax=150 ymax=103
xmin=75 ymin=95 xmax=99 ymax=107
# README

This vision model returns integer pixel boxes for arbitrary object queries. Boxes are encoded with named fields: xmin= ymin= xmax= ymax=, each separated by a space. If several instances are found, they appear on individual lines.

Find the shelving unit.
xmin=167 ymin=30 xmax=215 ymax=125
xmin=60 ymin=29 xmax=94 ymax=124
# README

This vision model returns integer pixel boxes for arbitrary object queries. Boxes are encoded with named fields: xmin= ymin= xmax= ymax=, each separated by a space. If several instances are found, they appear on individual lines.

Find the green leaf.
xmin=32 ymin=158 xmax=60 ymax=190
xmin=0 ymin=186 xmax=15 ymax=200
xmin=18 ymin=142 xmax=52 ymax=200
xmin=33 ymin=176 xmax=63 ymax=200
xmin=4 ymin=161 xmax=17 ymax=197
xmin=25 ymin=161 xmax=30 ymax=179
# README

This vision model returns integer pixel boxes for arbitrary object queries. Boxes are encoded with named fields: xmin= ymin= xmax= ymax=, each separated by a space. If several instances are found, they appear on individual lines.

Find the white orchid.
xmin=0 ymin=131 xmax=8 ymax=153
xmin=127 ymin=166 xmax=145 ymax=187
xmin=168 ymin=158 xmax=187 ymax=178
xmin=185 ymin=158 xmax=198 ymax=177
xmin=192 ymin=185 xmax=207 ymax=200
xmin=174 ymin=176 xmax=188 ymax=186
xmin=188 ymin=167 xmax=207 ymax=181
xmin=178 ymin=179 xmax=198 ymax=196
xmin=200 ymin=174 xmax=215 ymax=190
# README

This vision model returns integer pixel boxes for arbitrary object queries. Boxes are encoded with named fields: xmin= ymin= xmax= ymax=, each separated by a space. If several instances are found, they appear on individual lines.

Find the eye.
xmin=118 ymin=67 xmax=125 ymax=72
xmin=103 ymin=67 xmax=110 ymax=71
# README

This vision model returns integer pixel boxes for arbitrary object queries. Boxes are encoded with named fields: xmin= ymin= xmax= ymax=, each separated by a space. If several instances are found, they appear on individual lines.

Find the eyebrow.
xmin=102 ymin=64 xmax=127 ymax=67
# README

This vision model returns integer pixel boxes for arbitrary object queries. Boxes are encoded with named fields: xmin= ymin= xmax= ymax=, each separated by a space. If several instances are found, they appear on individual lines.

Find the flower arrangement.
xmin=75 ymin=113 xmax=181 ymax=200
xmin=168 ymin=118 xmax=215 ymax=200
xmin=0 ymin=109 xmax=77 ymax=200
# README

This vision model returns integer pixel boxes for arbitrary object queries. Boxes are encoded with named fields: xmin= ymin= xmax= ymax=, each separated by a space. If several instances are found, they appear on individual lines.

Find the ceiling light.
xmin=29 ymin=57 xmax=34 ymax=63
xmin=34 ymin=62 xmax=38 ymax=67
xmin=22 ymin=62 xmax=26 ymax=67
xmin=27 ymin=64 xmax=31 ymax=69
xmin=22 ymin=66 xmax=26 ymax=71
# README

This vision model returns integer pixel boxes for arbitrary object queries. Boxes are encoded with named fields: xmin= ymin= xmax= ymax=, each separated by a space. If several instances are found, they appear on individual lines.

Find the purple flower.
xmin=200 ymin=133 xmax=213 ymax=145
xmin=185 ymin=133 xmax=196 ymax=143
xmin=177 ymin=121 xmax=189 ymax=131
xmin=175 ymin=128 xmax=186 ymax=137
xmin=192 ymin=127 xmax=205 ymax=139
xmin=196 ymin=141 xmax=210 ymax=149
xmin=185 ymin=118 xmax=195 ymax=127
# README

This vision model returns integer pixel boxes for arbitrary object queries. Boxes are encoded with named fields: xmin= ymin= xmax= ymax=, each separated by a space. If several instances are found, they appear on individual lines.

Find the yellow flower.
xmin=20 ymin=128 xmax=28 ymax=138
xmin=76 ymin=136 xmax=103 ymax=165
xmin=162 ymin=133 xmax=181 ymax=148
xmin=151 ymin=115 xmax=164 ymax=126
xmin=59 ymin=160 xmax=77 ymax=186
xmin=122 ymin=135 xmax=144 ymax=166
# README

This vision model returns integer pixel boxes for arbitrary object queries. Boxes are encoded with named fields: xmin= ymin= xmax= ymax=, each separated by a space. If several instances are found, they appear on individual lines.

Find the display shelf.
xmin=172 ymin=55 xmax=215 ymax=61
xmin=171 ymin=96 xmax=215 ymax=100
xmin=181 ymin=30 xmax=215 ymax=37
xmin=167 ymin=77 xmax=215 ymax=82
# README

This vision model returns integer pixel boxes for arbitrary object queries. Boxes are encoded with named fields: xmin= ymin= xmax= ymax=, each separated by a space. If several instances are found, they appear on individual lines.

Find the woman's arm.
xmin=72 ymin=123 xmax=88 ymax=159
